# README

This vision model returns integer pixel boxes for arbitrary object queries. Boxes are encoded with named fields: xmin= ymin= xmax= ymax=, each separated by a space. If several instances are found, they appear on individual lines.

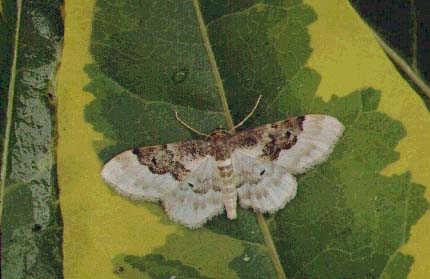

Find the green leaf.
xmin=0 ymin=0 xmax=64 ymax=278
xmin=0 ymin=0 xmax=15 ymax=179
xmin=272 ymin=89 xmax=429 ymax=278
xmin=62 ymin=0 xmax=430 ymax=278
xmin=115 ymin=254 xmax=214 ymax=279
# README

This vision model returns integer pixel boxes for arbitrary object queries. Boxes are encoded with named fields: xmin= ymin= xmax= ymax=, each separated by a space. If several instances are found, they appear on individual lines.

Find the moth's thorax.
xmin=208 ymin=128 xmax=233 ymax=161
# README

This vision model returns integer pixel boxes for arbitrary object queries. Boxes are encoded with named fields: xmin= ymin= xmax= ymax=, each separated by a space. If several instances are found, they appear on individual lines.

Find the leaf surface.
xmin=0 ymin=0 xmax=64 ymax=278
xmin=0 ymin=0 xmax=14 ymax=163
xmin=58 ymin=0 xmax=430 ymax=278
xmin=350 ymin=0 xmax=430 ymax=108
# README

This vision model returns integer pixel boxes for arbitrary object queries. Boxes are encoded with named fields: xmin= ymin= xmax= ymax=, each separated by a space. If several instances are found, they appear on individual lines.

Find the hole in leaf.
xmin=32 ymin=224 xmax=42 ymax=232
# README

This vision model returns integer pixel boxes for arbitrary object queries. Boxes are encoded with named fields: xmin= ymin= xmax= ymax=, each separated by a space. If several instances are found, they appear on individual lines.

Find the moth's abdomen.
xmin=222 ymin=186 xmax=237 ymax=219
xmin=216 ymin=159 xmax=237 ymax=219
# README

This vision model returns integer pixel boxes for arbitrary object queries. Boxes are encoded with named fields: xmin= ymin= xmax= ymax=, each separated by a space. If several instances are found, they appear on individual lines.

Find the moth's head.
xmin=207 ymin=127 xmax=230 ymax=139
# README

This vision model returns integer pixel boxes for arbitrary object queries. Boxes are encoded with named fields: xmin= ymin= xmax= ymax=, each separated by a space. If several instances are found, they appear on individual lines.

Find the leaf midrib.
xmin=192 ymin=0 xmax=234 ymax=131
xmin=192 ymin=1 xmax=287 ymax=279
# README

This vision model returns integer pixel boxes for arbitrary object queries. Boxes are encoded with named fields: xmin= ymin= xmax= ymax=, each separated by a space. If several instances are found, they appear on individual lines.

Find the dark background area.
xmin=350 ymin=0 xmax=430 ymax=108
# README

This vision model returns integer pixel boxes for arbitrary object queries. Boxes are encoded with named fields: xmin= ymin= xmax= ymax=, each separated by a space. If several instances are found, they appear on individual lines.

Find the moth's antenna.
xmin=173 ymin=110 xmax=209 ymax=137
xmin=231 ymin=95 xmax=262 ymax=131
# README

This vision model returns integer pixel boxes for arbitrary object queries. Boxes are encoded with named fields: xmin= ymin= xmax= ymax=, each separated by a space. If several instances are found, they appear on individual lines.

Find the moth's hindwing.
xmin=164 ymin=156 xmax=224 ymax=229
xmin=233 ymin=151 xmax=297 ymax=213
xmin=101 ymin=140 xmax=224 ymax=229
xmin=231 ymin=114 xmax=344 ymax=213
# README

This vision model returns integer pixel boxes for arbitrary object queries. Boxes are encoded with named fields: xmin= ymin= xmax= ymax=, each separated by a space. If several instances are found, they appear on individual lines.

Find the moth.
xmin=101 ymin=96 xmax=344 ymax=228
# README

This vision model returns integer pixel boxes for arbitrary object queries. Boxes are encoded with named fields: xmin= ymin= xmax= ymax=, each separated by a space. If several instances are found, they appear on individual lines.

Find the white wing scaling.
xmin=164 ymin=156 xmax=224 ymax=229
xmin=279 ymin=115 xmax=344 ymax=173
xmin=233 ymin=151 xmax=297 ymax=213
xmin=101 ymin=150 xmax=177 ymax=201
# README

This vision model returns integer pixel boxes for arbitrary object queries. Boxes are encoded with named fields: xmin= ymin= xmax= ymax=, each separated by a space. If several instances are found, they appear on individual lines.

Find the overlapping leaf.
xmin=0 ymin=0 xmax=63 ymax=278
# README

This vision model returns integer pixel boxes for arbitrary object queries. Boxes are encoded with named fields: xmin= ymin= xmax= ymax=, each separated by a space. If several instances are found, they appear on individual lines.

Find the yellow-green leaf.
xmin=57 ymin=0 xmax=430 ymax=278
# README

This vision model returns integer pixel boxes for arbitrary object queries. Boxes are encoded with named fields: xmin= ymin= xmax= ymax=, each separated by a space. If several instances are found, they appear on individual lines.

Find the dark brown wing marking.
xmin=132 ymin=140 xmax=210 ymax=181
xmin=261 ymin=116 xmax=304 ymax=160
xmin=233 ymin=116 xmax=304 ymax=161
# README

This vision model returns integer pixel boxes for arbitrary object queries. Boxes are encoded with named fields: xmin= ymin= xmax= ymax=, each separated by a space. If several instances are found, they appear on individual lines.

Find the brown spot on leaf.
xmin=113 ymin=266 xmax=125 ymax=274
